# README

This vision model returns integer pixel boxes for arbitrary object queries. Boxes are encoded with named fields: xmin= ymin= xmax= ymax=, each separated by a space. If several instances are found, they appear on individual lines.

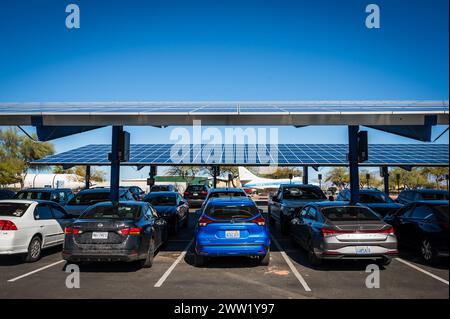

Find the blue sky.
xmin=0 ymin=0 xmax=448 ymax=180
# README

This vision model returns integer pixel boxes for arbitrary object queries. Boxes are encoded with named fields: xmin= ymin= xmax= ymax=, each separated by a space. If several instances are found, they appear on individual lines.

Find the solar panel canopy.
xmin=1 ymin=100 xmax=448 ymax=126
xmin=31 ymin=143 xmax=449 ymax=167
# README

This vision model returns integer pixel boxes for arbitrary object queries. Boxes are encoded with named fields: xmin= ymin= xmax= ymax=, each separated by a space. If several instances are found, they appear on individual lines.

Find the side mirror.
xmin=258 ymin=208 xmax=264 ymax=214
xmin=195 ymin=210 xmax=202 ymax=216
xmin=328 ymin=195 xmax=334 ymax=201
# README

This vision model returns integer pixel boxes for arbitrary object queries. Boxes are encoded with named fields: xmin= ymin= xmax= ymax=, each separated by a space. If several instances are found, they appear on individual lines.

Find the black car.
xmin=150 ymin=184 xmax=176 ymax=192
xmin=396 ymin=189 xmax=449 ymax=204
xmin=384 ymin=200 xmax=449 ymax=264
xmin=144 ymin=191 xmax=189 ymax=234
xmin=183 ymin=184 xmax=210 ymax=207
xmin=0 ymin=189 xmax=16 ymax=200
xmin=62 ymin=201 xmax=168 ymax=268
xmin=14 ymin=188 xmax=73 ymax=205
xmin=337 ymin=188 xmax=402 ymax=217
xmin=268 ymin=184 xmax=328 ymax=234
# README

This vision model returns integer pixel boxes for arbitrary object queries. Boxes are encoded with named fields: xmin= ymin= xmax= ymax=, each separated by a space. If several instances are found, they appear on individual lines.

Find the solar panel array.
xmin=32 ymin=144 xmax=449 ymax=166
xmin=1 ymin=100 xmax=448 ymax=114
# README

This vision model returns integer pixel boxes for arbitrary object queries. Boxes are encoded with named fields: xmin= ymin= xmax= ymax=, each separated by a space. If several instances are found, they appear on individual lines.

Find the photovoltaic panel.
xmin=31 ymin=144 xmax=449 ymax=167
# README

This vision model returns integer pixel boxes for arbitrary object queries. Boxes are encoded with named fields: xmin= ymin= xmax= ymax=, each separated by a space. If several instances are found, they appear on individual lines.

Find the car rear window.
xmin=209 ymin=191 xmax=246 ymax=198
xmin=321 ymin=206 xmax=380 ymax=221
xmin=205 ymin=204 xmax=259 ymax=220
xmin=359 ymin=193 xmax=393 ymax=204
xmin=282 ymin=187 xmax=326 ymax=200
xmin=68 ymin=192 xmax=110 ymax=205
xmin=81 ymin=204 xmax=141 ymax=220
xmin=145 ymin=194 xmax=177 ymax=206
xmin=421 ymin=192 xmax=449 ymax=200
xmin=15 ymin=191 xmax=51 ymax=200
xmin=151 ymin=185 xmax=169 ymax=192
xmin=187 ymin=185 xmax=206 ymax=192
xmin=0 ymin=203 xmax=31 ymax=217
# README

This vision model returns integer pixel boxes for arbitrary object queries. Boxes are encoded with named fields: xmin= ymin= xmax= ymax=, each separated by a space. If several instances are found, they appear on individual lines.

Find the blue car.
xmin=194 ymin=197 xmax=270 ymax=266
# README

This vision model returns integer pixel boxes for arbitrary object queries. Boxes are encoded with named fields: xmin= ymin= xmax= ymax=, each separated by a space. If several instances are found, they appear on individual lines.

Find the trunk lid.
xmin=71 ymin=219 xmax=135 ymax=244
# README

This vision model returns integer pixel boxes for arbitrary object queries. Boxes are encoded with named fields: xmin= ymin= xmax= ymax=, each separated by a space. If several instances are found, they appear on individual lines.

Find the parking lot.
xmin=1 ymin=208 xmax=448 ymax=299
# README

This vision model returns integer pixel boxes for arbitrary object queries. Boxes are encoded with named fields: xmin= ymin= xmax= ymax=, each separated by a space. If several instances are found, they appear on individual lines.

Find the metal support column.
xmin=85 ymin=165 xmax=91 ymax=189
xmin=110 ymin=126 xmax=122 ymax=202
xmin=213 ymin=165 xmax=219 ymax=188
xmin=382 ymin=166 xmax=389 ymax=196
xmin=302 ymin=166 xmax=309 ymax=184
xmin=348 ymin=125 xmax=360 ymax=204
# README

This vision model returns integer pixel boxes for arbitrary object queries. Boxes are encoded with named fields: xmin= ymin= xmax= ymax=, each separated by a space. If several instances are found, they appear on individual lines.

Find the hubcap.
xmin=421 ymin=240 xmax=432 ymax=260
xmin=30 ymin=240 xmax=41 ymax=259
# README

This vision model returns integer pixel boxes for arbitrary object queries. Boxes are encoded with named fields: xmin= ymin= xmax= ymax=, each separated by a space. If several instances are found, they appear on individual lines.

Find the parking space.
xmin=1 ymin=208 xmax=448 ymax=299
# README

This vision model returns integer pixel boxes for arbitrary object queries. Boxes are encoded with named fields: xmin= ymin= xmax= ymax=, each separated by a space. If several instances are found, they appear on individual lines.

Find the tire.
xmin=307 ymin=239 xmax=321 ymax=266
xmin=259 ymin=250 xmax=270 ymax=266
xmin=23 ymin=236 xmax=42 ymax=263
xmin=194 ymin=252 xmax=206 ymax=267
xmin=377 ymin=257 xmax=392 ymax=266
xmin=140 ymin=239 xmax=155 ymax=268
xmin=420 ymin=238 xmax=439 ymax=264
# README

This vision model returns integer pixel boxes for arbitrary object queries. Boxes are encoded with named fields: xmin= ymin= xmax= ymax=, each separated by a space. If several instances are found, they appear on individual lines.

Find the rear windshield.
xmin=283 ymin=187 xmax=326 ymax=200
xmin=433 ymin=205 xmax=449 ymax=222
xmin=209 ymin=191 xmax=246 ymax=199
xmin=151 ymin=185 xmax=169 ymax=192
xmin=68 ymin=192 xmax=110 ymax=205
xmin=0 ymin=203 xmax=30 ymax=217
xmin=187 ymin=185 xmax=206 ymax=192
xmin=205 ymin=204 xmax=258 ymax=220
xmin=15 ymin=191 xmax=51 ymax=200
xmin=81 ymin=204 xmax=141 ymax=220
xmin=145 ymin=194 xmax=177 ymax=206
xmin=321 ymin=206 xmax=380 ymax=221
xmin=421 ymin=192 xmax=449 ymax=200
xmin=359 ymin=193 xmax=393 ymax=204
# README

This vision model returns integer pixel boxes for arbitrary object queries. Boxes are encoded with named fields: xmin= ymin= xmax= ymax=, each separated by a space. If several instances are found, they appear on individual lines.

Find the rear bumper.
xmin=62 ymin=249 xmax=141 ymax=262
xmin=318 ymin=246 xmax=398 ymax=260
xmin=195 ymin=244 xmax=269 ymax=257
xmin=186 ymin=199 xmax=204 ymax=207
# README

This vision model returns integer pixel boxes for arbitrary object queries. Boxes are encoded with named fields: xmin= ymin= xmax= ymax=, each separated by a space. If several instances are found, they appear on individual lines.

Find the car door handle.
xmin=40 ymin=225 xmax=44 ymax=228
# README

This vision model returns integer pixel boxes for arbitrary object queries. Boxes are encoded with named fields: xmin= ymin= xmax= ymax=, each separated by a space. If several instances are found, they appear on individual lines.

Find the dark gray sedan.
xmin=289 ymin=202 xmax=398 ymax=266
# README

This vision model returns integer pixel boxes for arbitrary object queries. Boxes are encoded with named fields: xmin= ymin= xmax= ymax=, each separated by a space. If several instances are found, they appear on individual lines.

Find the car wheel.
xmin=421 ymin=238 xmax=439 ymax=264
xmin=194 ymin=252 xmax=206 ymax=267
xmin=140 ymin=239 xmax=155 ymax=268
xmin=259 ymin=250 xmax=270 ymax=266
xmin=307 ymin=239 xmax=321 ymax=266
xmin=24 ymin=236 xmax=42 ymax=263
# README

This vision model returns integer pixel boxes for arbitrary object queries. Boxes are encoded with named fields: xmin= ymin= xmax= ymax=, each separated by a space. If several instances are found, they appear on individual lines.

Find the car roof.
xmin=403 ymin=189 xmax=448 ymax=194
xmin=307 ymin=201 xmax=368 ymax=208
xmin=209 ymin=188 xmax=245 ymax=193
xmin=146 ymin=191 xmax=178 ymax=196
xmin=88 ymin=201 xmax=148 ymax=208
xmin=412 ymin=200 xmax=449 ymax=205
xmin=0 ymin=199 xmax=56 ymax=205
xmin=207 ymin=197 xmax=255 ymax=205
xmin=78 ymin=188 xmax=126 ymax=194
xmin=280 ymin=184 xmax=320 ymax=188
xmin=18 ymin=188 xmax=70 ymax=192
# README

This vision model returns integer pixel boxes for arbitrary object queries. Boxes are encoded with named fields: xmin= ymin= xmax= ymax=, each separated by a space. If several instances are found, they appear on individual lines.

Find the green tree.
xmin=422 ymin=167 xmax=449 ymax=189
xmin=202 ymin=166 xmax=239 ymax=187
xmin=359 ymin=169 xmax=383 ymax=189
xmin=0 ymin=128 xmax=54 ymax=187
xmin=166 ymin=166 xmax=201 ymax=184
xmin=325 ymin=167 xmax=349 ymax=188
xmin=389 ymin=167 xmax=428 ymax=190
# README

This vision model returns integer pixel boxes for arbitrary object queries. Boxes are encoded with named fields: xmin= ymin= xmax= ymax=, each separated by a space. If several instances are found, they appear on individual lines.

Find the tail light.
xmin=64 ymin=227 xmax=81 ymax=234
xmin=251 ymin=215 xmax=266 ymax=226
xmin=200 ymin=191 xmax=208 ymax=195
xmin=184 ymin=192 xmax=190 ymax=197
xmin=0 ymin=220 xmax=17 ymax=231
xmin=321 ymin=227 xmax=395 ymax=237
xmin=118 ymin=227 xmax=142 ymax=236
xmin=198 ymin=216 xmax=214 ymax=227
xmin=321 ymin=228 xmax=346 ymax=237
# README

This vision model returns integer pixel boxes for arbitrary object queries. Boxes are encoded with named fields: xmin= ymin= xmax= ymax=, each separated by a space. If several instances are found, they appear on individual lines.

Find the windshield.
xmin=146 ymin=195 xmax=177 ymax=206
xmin=321 ymin=206 xmax=380 ymax=221
xmin=283 ymin=187 xmax=326 ymax=200
xmin=68 ymin=192 xmax=110 ymax=205
xmin=209 ymin=191 xmax=246 ymax=199
xmin=15 ymin=191 xmax=51 ymax=200
xmin=187 ymin=185 xmax=206 ymax=192
xmin=81 ymin=204 xmax=141 ymax=220
xmin=205 ymin=204 xmax=259 ymax=220
xmin=359 ymin=192 xmax=393 ymax=204
xmin=151 ymin=185 xmax=169 ymax=192
xmin=433 ymin=205 xmax=449 ymax=222
xmin=421 ymin=192 xmax=449 ymax=200
xmin=0 ymin=203 xmax=30 ymax=217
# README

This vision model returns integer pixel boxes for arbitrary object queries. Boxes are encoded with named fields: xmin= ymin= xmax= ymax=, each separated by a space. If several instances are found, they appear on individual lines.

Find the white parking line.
xmin=270 ymin=235 xmax=312 ymax=292
xmin=395 ymin=258 xmax=449 ymax=285
xmin=7 ymin=260 xmax=65 ymax=283
xmin=154 ymin=239 xmax=193 ymax=288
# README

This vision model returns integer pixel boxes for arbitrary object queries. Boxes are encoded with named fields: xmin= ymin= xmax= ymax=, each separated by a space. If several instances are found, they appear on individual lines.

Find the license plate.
xmin=355 ymin=246 xmax=371 ymax=254
xmin=92 ymin=232 xmax=108 ymax=239
xmin=193 ymin=193 xmax=198 ymax=196
xmin=225 ymin=230 xmax=240 ymax=239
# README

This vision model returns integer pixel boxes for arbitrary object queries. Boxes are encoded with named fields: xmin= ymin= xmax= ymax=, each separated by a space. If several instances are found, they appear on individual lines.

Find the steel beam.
xmin=85 ymin=165 xmax=91 ymax=189
xmin=348 ymin=125 xmax=360 ymax=204
xmin=302 ymin=166 xmax=309 ymax=184
xmin=110 ymin=126 xmax=122 ymax=202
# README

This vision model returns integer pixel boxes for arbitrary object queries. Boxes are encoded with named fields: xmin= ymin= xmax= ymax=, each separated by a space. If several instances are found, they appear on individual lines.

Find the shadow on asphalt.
xmin=0 ymin=245 xmax=62 ymax=266
xmin=396 ymin=249 xmax=449 ymax=270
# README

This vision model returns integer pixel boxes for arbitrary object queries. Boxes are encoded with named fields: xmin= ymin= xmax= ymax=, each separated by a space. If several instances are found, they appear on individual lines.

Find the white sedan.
xmin=0 ymin=200 xmax=75 ymax=262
